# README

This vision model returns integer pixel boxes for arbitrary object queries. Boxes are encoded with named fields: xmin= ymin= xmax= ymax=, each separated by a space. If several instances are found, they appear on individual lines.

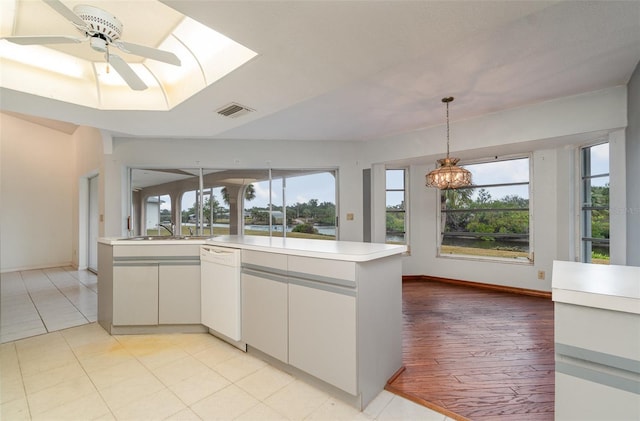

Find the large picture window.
xmin=130 ymin=168 xmax=337 ymax=240
xmin=580 ymin=142 xmax=609 ymax=264
xmin=439 ymin=157 xmax=531 ymax=261
xmin=386 ymin=168 xmax=407 ymax=244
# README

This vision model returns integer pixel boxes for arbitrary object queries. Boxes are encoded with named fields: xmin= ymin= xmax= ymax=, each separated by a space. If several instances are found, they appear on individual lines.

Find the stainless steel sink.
xmin=124 ymin=235 xmax=211 ymax=241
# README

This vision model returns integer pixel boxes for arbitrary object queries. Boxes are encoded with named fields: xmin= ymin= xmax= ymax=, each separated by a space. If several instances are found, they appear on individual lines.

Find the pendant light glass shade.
xmin=426 ymin=97 xmax=472 ymax=189
xmin=426 ymin=157 xmax=472 ymax=189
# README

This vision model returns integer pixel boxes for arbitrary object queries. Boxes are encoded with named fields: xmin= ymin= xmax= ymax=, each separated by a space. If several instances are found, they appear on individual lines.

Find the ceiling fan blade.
xmin=108 ymin=54 xmax=148 ymax=91
xmin=2 ymin=35 xmax=84 ymax=45
xmin=114 ymin=41 xmax=181 ymax=66
xmin=43 ymin=0 xmax=87 ymax=28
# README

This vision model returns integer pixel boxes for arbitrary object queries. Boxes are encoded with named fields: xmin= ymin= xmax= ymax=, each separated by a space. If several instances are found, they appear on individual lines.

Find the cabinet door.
xmin=159 ymin=264 xmax=201 ymax=324
xmin=113 ymin=264 xmax=158 ymax=326
xmin=288 ymin=282 xmax=357 ymax=395
xmin=241 ymin=269 xmax=288 ymax=362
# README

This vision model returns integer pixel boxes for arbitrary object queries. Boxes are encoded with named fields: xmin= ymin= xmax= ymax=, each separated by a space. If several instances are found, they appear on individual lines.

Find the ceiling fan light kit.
xmin=2 ymin=0 xmax=181 ymax=91
xmin=73 ymin=4 xmax=123 ymax=43
xmin=425 ymin=97 xmax=473 ymax=190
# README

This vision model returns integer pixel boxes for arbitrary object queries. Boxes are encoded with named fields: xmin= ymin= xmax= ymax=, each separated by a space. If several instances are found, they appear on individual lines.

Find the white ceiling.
xmin=1 ymin=0 xmax=639 ymax=142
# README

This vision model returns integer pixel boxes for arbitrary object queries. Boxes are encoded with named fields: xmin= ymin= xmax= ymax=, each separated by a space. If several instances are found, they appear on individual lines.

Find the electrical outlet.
xmin=537 ymin=270 xmax=546 ymax=280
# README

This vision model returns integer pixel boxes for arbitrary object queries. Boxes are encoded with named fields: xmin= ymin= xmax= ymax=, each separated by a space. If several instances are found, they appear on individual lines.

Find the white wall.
xmin=0 ymin=113 xmax=74 ymax=272
xmin=626 ymin=62 xmax=640 ymax=267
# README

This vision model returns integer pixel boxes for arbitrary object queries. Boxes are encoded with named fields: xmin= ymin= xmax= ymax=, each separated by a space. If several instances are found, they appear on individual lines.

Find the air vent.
xmin=216 ymin=103 xmax=254 ymax=118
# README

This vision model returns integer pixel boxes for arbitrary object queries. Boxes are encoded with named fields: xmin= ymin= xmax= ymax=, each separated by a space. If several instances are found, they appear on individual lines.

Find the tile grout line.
xmin=18 ymin=270 xmax=49 ymax=336
xmin=41 ymin=269 xmax=92 ymax=327
xmin=12 ymin=339 xmax=34 ymax=420
xmin=61 ymin=328 xmax=124 ymax=420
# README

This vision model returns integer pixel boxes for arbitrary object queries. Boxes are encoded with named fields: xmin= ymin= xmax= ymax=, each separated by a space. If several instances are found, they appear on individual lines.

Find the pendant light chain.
xmin=445 ymin=98 xmax=450 ymax=158
xmin=425 ymin=96 xmax=472 ymax=189
xmin=443 ymin=96 xmax=454 ymax=159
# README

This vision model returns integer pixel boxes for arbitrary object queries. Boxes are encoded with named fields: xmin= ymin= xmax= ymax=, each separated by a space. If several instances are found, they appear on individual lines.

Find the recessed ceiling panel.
xmin=0 ymin=0 xmax=258 ymax=111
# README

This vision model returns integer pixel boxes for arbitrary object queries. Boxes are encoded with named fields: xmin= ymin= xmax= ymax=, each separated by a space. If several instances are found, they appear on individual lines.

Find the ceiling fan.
xmin=2 ymin=0 xmax=181 ymax=90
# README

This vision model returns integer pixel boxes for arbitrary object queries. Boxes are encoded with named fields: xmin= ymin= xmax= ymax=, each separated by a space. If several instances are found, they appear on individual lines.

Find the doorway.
xmin=88 ymin=175 xmax=99 ymax=273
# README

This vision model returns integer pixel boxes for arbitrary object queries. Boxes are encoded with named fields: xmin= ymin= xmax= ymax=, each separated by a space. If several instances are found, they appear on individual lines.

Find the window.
xmin=130 ymin=167 xmax=337 ymax=239
xmin=580 ymin=142 xmax=609 ymax=264
xmin=439 ymin=157 xmax=531 ymax=261
xmin=181 ymin=187 xmax=228 ymax=236
xmin=245 ymin=170 xmax=337 ymax=239
xmin=386 ymin=169 xmax=407 ymax=244
xmin=145 ymin=194 xmax=172 ymax=236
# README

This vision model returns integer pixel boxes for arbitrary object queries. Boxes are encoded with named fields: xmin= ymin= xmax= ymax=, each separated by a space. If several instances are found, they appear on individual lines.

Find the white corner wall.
xmin=626 ymin=62 xmax=640 ymax=267
xmin=0 ymin=113 xmax=74 ymax=272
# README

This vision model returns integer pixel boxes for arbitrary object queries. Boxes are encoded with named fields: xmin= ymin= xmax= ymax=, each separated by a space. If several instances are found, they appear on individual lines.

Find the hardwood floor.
xmin=386 ymin=279 xmax=555 ymax=421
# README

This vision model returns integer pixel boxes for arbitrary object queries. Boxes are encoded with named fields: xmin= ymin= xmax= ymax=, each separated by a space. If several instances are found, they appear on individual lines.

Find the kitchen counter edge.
xmin=205 ymin=235 xmax=406 ymax=262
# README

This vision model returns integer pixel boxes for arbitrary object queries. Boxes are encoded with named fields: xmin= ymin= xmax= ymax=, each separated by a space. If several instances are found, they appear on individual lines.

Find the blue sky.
xmin=167 ymin=145 xmax=609 ymax=211
xmin=174 ymin=172 xmax=337 ymax=211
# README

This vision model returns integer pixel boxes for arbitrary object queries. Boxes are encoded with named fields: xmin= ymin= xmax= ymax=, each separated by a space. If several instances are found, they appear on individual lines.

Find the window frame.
xmin=578 ymin=141 xmax=610 ymax=264
xmin=385 ymin=167 xmax=409 ymax=247
xmin=129 ymin=167 xmax=339 ymax=239
xmin=436 ymin=154 xmax=533 ymax=264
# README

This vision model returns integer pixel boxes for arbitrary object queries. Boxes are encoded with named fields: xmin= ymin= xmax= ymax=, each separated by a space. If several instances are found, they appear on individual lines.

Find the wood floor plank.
xmin=387 ymin=279 xmax=554 ymax=420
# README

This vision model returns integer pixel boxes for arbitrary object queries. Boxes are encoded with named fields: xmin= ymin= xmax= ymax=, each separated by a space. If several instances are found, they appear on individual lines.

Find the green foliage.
xmin=441 ymin=188 xmax=530 ymax=242
xmin=588 ymin=185 xmax=610 ymax=239
xmin=246 ymin=199 xmax=336 ymax=227
xmin=292 ymin=223 xmax=318 ymax=234
xmin=286 ymin=199 xmax=335 ymax=226
xmin=222 ymin=185 xmax=256 ymax=206
xmin=202 ymin=196 xmax=221 ymax=223
xmin=592 ymin=250 xmax=610 ymax=260
xmin=386 ymin=212 xmax=405 ymax=233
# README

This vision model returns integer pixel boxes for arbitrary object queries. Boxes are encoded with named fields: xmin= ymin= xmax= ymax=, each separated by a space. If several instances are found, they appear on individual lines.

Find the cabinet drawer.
xmin=242 ymin=250 xmax=287 ymax=274
xmin=114 ymin=244 xmax=201 ymax=258
xmin=288 ymin=256 xmax=356 ymax=287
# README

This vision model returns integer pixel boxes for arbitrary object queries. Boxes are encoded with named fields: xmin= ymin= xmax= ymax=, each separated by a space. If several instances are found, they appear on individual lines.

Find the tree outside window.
xmin=439 ymin=157 xmax=530 ymax=261
xmin=386 ymin=169 xmax=407 ymax=245
xmin=581 ymin=142 xmax=609 ymax=264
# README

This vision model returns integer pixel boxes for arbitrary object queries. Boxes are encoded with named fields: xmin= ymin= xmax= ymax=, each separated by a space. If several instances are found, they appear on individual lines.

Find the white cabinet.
xmin=113 ymin=264 xmax=158 ymax=325
xmin=241 ymin=253 xmax=360 ymax=395
xmin=242 ymin=269 xmax=289 ymax=362
xmin=288 ymin=281 xmax=357 ymax=394
xmin=103 ymin=244 xmax=201 ymax=329
xmin=241 ymin=250 xmax=288 ymax=362
xmin=159 ymin=263 xmax=201 ymax=324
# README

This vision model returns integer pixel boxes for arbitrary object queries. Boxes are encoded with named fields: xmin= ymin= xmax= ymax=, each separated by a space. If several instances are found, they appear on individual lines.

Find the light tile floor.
xmin=1 ymin=267 xmax=451 ymax=420
xmin=1 ymin=267 xmax=97 ymax=344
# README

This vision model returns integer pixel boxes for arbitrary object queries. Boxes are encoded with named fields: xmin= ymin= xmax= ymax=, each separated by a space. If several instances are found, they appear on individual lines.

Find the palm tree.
xmin=221 ymin=184 xmax=256 ymax=206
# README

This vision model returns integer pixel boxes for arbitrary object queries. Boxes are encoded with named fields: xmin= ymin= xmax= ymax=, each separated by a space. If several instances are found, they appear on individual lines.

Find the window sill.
xmin=436 ymin=252 xmax=533 ymax=266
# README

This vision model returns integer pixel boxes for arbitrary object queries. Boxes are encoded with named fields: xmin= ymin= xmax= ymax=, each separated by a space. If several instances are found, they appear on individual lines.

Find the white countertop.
xmin=552 ymin=260 xmax=640 ymax=314
xmin=205 ymin=235 xmax=407 ymax=262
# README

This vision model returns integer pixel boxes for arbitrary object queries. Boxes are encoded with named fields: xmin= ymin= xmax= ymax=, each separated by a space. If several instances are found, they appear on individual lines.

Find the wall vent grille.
xmin=216 ymin=103 xmax=254 ymax=118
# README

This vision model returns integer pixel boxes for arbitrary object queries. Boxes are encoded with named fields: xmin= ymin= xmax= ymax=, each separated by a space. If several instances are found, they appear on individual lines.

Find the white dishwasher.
xmin=200 ymin=245 xmax=242 ymax=341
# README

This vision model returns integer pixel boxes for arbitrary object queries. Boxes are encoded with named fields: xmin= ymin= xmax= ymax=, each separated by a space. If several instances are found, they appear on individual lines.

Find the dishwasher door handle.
xmin=200 ymin=246 xmax=241 ymax=265
xmin=202 ymin=246 xmax=236 ymax=254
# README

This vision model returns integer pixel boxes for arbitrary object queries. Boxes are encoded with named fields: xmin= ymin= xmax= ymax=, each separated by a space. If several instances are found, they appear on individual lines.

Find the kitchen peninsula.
xmin=552 ymin=260 xmax=640 ymax=421
xmin=98 ymin=235 xmax=406 ymax=409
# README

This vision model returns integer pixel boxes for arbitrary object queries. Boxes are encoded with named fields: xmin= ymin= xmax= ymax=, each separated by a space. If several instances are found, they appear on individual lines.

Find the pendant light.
xmin=426 ymin=97 xmax=472 ymax=189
